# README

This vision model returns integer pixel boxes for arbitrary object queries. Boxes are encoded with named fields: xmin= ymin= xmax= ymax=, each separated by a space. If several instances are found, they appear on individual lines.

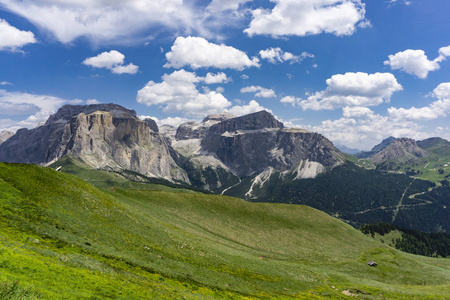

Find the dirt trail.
xmin=392 ymin=178 xmax=416 ymax=223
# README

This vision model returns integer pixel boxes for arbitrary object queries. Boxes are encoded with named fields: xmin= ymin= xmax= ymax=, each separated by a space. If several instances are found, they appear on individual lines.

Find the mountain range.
xmin=1 ymin=103 xmax=449 ymax=232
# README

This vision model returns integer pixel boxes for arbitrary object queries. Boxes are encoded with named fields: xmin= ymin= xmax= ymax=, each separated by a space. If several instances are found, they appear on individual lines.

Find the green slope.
xmin=1 ymin=162 xmax=450 ymax=299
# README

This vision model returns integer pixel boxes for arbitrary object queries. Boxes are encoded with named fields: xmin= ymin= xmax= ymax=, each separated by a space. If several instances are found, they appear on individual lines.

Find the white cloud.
xmin=226 ymin=100 xmax=272 ymax=116
xmin=0 ymin=18 xmax=36 ymax=51
xmin=259 ymin=47 xmax=314 ymax=64
xmin=384 ymin=49 xmax=441 ymax=79
xmin=83 ymin=50 xmax=138 ymax=75
xmin=203 ymin=72 xmax=230 ymax=84
xmin=304 ymin=83 xmax=450 ymax=149
xmin=207 ymin=0 xmax=253 ymax=13
xmin=297 ymin=107 xmax=425 ymax=150
xmin=136 ymin=69 xmax=232 ymax=117
xmin=86 ymin=99 xmax=101 ymax=105
xmin=164 ymin=36 xmax=260 ymax=70
xmin=241 ymin=74 xmax=249 ymax=80
xmin=438 ymin=45 xmax=450 ymax=58
xmin=280 ymin=96 xmax=299 ymax=106
xmin=342 ymin=106 xmax=374 ymax=118
xmin=298 ymin=72 xmax=402 ymax=110
xmin=0 ymin=0 xmax=196 ymax=45
xmin=240 ymin=86 xmax=276 ymax=98
xmin=0 ymin=89 xmax=87 ymax=132
xmin=387 ymin=0 xmax=412 ymax=7
xmin=388 ymin=82 xmax=450 ymax=120
xmin=0 ymin=81 xmax=13 ymax=86
xmin=139 ymin=115 xmax=192 ymax=128
xmin=244 ymin=0 xmax=367 ymax=38
xmin=110 ymin=63 xmax=139 ymax=75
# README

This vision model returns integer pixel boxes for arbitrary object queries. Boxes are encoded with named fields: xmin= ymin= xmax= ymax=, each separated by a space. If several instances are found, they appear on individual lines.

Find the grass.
xmin=1 ymin=162 xmax=450 ymax=299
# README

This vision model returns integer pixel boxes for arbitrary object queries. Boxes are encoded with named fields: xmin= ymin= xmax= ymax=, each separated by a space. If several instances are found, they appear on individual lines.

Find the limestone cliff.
xmin=0 ymin=104 xmax=188 ymax=183
xmin=201 ymin=111 xmax=344 ymax=177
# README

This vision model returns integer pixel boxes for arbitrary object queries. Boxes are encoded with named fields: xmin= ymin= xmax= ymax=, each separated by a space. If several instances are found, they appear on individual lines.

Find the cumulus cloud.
xmin=297 ymin=72 xmax=402 ymax=110
xmin=207 ymin=0 xmax=253 ymax=13
xmin=244 ymin=0 xmax=367 ymax=38
xmin=384 ymin=45 xmax=450 ymax=79
xmin=280 ymin=96 xmax=300 ymax=106
xmin=304 ymin=83 xmax=450 ymax=149
xmin=388 ymin=82 xmax=450 ymax=120
xmin=203 ymin=72 xmax=230 ymax=84
xmin=309 ymin=109 xmax=426 ymax=150
xmin=83 ymin=50 xmax=138 ymax=75
xmin=139 ymin=115 xmax=192 ymax=128
xmin=136 ymin=69 xmax=232 ymax=117
xmin=226 ymin=100 xmax=272 ymax=116
xmin=0 ymin=18 xmax=36 ymax=51
xmin=259 ymin=47 xmax=314 ymax=64
xmin=384 ymin=50 xmax=440 ymax=79
xmin=240 ymin=86 xmax=276 ymax=98
xmin=0 ymin=0 xmax=196 ymax=45
xmin=164 ymin=36 xmax=260 ymax=70
xmin=0 ymin=89 xmax=87 ymax=132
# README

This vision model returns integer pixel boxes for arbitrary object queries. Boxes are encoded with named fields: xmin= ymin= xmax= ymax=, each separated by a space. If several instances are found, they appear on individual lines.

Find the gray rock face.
xmin=175 ymin=113 xmax=236 ymax=141
xmin=0 ymin=104 xmax=188 ymax=183
xmin=370 ymin=138 xmax=429 ymax=165
xmin=372 ymin=136 xmax=397 ymax=153
xmin=201 ymin=111 xmax=344 ymax=177
xmin=0 ymin=130 xmax=14 ymax=145
xmin=202 ymin=112 xmax=236 ymax=123
xmin=144 ymin=118 xmax=159 ymax=133
xmin=356 ymin=136 xmax=397 ymax=158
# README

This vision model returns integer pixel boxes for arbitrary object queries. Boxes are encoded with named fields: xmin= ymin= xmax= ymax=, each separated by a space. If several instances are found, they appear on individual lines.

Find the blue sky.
xmin=0 ymin=0 xmax=449 ymax=150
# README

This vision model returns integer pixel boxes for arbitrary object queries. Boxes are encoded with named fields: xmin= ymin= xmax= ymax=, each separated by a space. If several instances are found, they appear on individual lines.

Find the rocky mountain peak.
xmin=208 ymin=110 xmax=284 ymax=136
xmin=45 ymin=103 xmax=137 ymax=125
xmin=202 ymin=112 xmax=236 ymax=123
xmin=371 ymin=136 xmax=397 ymax=152
xmin=370 ymin=138 xmax=429 ymax=164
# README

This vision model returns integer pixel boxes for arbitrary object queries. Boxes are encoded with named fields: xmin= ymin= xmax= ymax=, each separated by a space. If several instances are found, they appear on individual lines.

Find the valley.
xmin=1 ymin=162 xmax=450 ymax=299
xmin=1 ymin=104 xmax=450 ymax=299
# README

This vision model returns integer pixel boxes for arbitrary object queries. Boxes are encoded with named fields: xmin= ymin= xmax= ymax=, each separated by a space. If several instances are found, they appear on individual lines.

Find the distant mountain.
xmin=418 ymin=137 xmax=450 ymax=154
xmin=334 ymin=143 xmax=361 ymax=155
xmin=0 ymin=130 xmax=13 ymax=144
xmin=370 ymin=138 xmax=429 ymax=165
xmin=356 ymin=136 xmax=397 ymax=158
xmin=0 ymin=104 xmax=188 ymax=183
xmin=2 ymin=103 xmax=449 ymax=233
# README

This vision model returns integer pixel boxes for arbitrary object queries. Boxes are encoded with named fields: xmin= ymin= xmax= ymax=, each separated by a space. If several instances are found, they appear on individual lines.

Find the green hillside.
xmin=1 ymin=162 xmax=450 ymax=299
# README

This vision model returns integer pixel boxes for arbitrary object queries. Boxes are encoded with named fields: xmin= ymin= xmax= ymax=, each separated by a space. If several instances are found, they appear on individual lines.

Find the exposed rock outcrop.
xmin=201 ymin=111 xmax=344 ymax=177
xmin=370 ymin=138 xmax=429 ymax=165
xmin=0 ymin=104 xmax=188 ymax=183
xmin=175 ymin=113 xmax=235 ymax=140
xmin=356 ymin=136 xmax=397 ymax=158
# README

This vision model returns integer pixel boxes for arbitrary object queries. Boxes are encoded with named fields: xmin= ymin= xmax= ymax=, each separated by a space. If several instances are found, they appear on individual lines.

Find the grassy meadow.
xmin=1 ymin=162 xmax=450 ymax=299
